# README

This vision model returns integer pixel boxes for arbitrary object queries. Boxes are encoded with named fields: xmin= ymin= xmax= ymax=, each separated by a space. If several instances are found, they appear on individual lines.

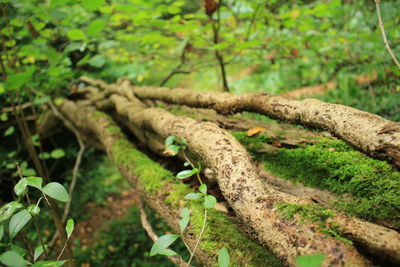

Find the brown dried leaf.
xmin=205 ymin=0 xmax=218 ymax=17
xmin=247 ymin=127 xmax=266 ymax=137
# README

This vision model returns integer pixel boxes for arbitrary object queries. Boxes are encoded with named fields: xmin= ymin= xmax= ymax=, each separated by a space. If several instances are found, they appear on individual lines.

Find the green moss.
xmin=234 ymin=132 xmax=400 ymax=225
xmin=105 ymin=123 xmax=282 ymax=266
xmin=276 ymin=203 xmax=352 ymax=245
xmin=231 ymin=131 xmax=272 ymax=151
xmin=106 ymin=126 xmax=121 ymax=134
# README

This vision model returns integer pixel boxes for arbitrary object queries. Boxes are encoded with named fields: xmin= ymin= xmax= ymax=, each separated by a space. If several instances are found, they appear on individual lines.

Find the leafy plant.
xmin=150 ymin=136 xmax=228 ymax=266
xmin=0 ymin=170 xmax=74 ymax=266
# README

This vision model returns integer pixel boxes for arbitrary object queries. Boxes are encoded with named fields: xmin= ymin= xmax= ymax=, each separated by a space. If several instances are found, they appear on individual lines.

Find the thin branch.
xmin=245 ymin=4 xmax=261 ymax=41
xmin=375 ymin=0 xmax=400 ymax=69
xmin=160 ymin=41 xmax=189 ymax=86
xmin=211 ymin=1 xmax=229 ymax=92
xmin=138 ymin=199 xmax=188 ymax=267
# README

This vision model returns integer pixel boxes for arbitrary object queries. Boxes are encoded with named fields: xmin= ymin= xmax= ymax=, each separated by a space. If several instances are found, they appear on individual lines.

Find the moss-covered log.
xmin=82 ymin=77 xmax=400 ymax=168
xmin=92 ymin=93 xmax=368 ymax=266
xmin=74 ymin=79 xmax=400 ymax=265
xmin=57 ymin=99 xmax=281 ymax=267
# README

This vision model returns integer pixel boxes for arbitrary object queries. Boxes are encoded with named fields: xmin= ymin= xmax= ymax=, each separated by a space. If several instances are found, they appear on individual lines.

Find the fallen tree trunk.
xmin=73 ymin=79 xmax=400 ymax=265
xmin=78 ymin=78 xmax=400 ymax=168
xmin=57 ymin=99 xmax=282 ymax=266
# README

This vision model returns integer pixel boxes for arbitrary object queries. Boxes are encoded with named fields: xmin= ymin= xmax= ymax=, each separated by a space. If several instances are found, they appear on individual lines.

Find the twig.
xmin=46 ymin=100 xmax=85 ymax=247
xmin=138 ymin=198 xmax=188 ymax=267
xmin=211 ymin=0 xmax=230 ymax=92
xmin=160 ymin=41 xmax=190 ymax=86
xmin=374 ymin=0 xmax=400 ymax=69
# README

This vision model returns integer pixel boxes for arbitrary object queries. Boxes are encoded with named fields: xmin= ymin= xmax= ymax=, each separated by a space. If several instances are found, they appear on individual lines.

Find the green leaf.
xmin=5 ymin=67 xmax=35 ymax=90
xmin=22 ymin=168 xmax=36 ymax=177
xmin=9 ymin=209 xmax=32 ymax=240
xmin=155 ymin=248 xmax=178 ymax=256
xmin=32 ymin=260 xmax=65 ymax=267
xmin=184 ymin=193 xmax=203 ymax=200
xmin=67 ymin=29 xmax=85 ymax=41
xmin=50 ymin=149 xmax=65 ymax=159
xmin=183 ymin=162 xmax=190 ymax=167
xmin=177 ymin=168 xmax=198 ymax=179
xmin=0 ymin=201 xmax=23 ymax=222
xmin=0 ymin=250 xmax=28 ymax=267
xmin=218 ymin=247 xmax=230 ymax=267
xmin=150 ymin=234 xmax=180 ymax=256
xmin=87 ymin=19 xmax=105 ymax=36
xmin=165 ymin=136 xmax=177 ymax=146
xmin=88 ymin=55 xmax=106 ymax=68
xmin=0 ymin=224 xmax=3 ymax=241
xmin=204 ymin=195 xmax=217 ymax=209
xmin=42 ymin=182 xmax=70 ymax=202
xmin=4 ymin=126 xmax=14 ymax=137
xmin=27 ymin=177 xmax=43 ymax=190
xmin=14 ymin=178 xmax=28 ymax=197
xmin=34 ymin=245 xmax=47 ymax=262
xmin=199 ymin=184 xmax=207 ymax=194
xmin=164 ymin=144 xmax=180 ymax=156
xmin=10 ymin=244 xmax=26 ymax=257
xmin=27 ymin=205 xmax=40 ymax=216
xmin=82 ymin=0 xmax=105 ymax=10
xmin=66 ymin=219 xmax=74 ymax=239
xmin=296 ymin=253 xmax=325 ymax=267
xmin=179 ymin=207 xmax=190 ymax=233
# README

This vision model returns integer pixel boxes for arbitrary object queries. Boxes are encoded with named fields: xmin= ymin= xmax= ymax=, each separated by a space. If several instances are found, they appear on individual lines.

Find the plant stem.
xmin=186 ymin=209 xmax=207 ymax=267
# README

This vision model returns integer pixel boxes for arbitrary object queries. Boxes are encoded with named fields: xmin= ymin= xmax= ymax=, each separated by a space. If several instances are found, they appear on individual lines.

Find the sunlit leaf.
xmin=26 ymin=177 xmax=43 ymax=190
xmin=184 ymin=192 xmax=204 ymax=200
xmin=66 ymin=219 xmax=74 ymax=239
xmin=82 ymin=0 xmax=105 ymax=10
xmin=0 ymin=250 xmax=28 ymax=267
xmin=4 ymin=126 xmax=14 ymax=137
xmin=50 ymin=149 xmax=65 ymax=159
xmin=199 ymin=184 xmax=207 ymax=194
xmin=177 ymin=168 xmax=198 ymax=179
xmin=42 ymin=182 xmax=70 ymax=202
xmin=87 ymin=19 xmax=105 ymax=36
xmin=164 ymin=144 xmax=180 ymax=156
xmin=14 ymin=178 xmax=28 ymax=197
xmin=33 ymin=245 xmax=47 ymax=262
xmin=218 ymin=247 xmax=230 ymax=267
xmin=9 ymin=209 xmax=32 ymax=239
xmin=204 ymin=195 xmax=217 ymax=209
xmin=150 ymin=234 xmax=179 ymax=256
xmin=179 ymin=207 xmax=190 ymax=233
xmin=0 ymin=202 xmax=23 ymax=222
xmin=67 ymin=29 xmax=85 ymax=41
xmin=88 ymin=55 xmax=106 ymax=68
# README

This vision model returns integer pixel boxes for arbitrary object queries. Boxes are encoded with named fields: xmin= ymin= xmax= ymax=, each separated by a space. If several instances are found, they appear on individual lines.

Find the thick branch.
xmin=57 ymin=100 xmax=281 ymax=267
xmin=122 ymin=84 xmax=400 ymax=168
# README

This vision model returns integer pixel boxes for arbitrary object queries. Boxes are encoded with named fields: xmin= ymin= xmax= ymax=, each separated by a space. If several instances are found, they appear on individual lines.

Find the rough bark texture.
xmin=95 ymin=82 xmax=399 ymax=168
xmin=57 ymin=100 xmax=280 ymax=267
xmin=75 ymin=78 xmax=400 ymax=265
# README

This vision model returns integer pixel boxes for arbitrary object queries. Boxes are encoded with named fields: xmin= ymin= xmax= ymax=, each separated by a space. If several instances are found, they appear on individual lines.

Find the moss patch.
xmin=276 ymin=203 xmax=352 ymax=245
xmin=231 ymin=131 xmax=272 ymax=151
xmin=234 ymin=133 xmax=400 ymax=225
xmin=101 ymin=121 xmax=282 ymax=266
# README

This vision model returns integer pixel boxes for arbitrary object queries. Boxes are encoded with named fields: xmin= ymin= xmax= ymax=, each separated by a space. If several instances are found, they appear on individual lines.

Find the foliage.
xmin=0 ymin=172 xmax=73 ymax=266
xmin=75 ymin=206 xmax=187 ymax=267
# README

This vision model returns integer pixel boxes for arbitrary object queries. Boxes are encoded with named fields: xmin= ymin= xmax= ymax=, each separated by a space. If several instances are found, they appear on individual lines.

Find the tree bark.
xmin=78 ymin=78 xmax=400 ymax=168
